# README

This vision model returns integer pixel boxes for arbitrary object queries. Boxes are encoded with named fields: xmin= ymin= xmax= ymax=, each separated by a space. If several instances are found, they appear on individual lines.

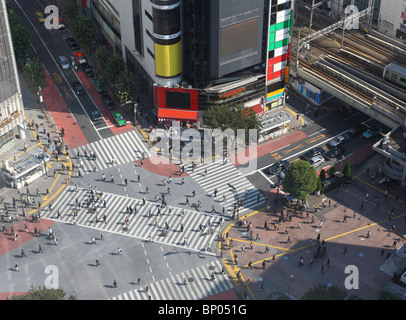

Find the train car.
xmin=383 ymin=63 xmax=406 ymax=89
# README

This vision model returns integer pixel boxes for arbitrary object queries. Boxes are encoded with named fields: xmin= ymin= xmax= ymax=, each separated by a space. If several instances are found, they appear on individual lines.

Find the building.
xmin=0 ymin=0 xmax=25 ymax=156
xmin=376 ymin=0 xmax=406 ymax=41
xmin=88 ymin=0 xmax=294 ymax=125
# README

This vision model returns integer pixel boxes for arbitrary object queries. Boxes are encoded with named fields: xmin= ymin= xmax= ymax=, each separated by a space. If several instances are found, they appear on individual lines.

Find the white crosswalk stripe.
xmin=110 ymin=260 xmax=233 ymax=300
xmin=185 ymin=161 xmax=266 ymax=216
xmin=71 ymin=130 xmax=150 ymax=174
xmin=41 ymin=186 xmax=224 ymax=251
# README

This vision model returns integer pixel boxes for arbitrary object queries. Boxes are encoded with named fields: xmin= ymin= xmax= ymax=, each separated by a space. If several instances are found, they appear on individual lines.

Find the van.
xmin=58 ymin=56 xmax=69 ymax=70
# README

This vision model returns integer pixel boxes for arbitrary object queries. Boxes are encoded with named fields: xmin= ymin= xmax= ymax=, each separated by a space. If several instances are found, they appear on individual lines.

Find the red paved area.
xmin=0 ymin=292 xmax=26 ymax=300
xmin=234 ymin=131 xmax=308 ymax=166
xmin=203 ymin=288 xmax=240 ymax=300
xmin=135 ymin=156 xmax=189 ymax=177
xmin=76 ymin=72 xmax=134 ymax=135
xmin=42 ymin=72 xmax=88 ymax=149
xmin=0 ymin=219 xmax=55 ymax=256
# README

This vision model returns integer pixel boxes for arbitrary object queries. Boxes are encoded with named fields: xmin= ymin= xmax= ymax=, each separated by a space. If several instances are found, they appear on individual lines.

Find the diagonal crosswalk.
xmin=110 ymin=260 xmax=233 ymax=300
xmin=71 ymin=130 xmax=151 ymax=174
xmin=185 ymin=161 xmax=266 ymax=217
xmin=40 ymin=186 xmax=224 ymax=251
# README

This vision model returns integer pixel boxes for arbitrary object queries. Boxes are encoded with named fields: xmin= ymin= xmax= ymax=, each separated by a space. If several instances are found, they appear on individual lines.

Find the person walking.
xmin=113 ymin=280 xmax=117 ymax=288
xmin=117 ymin=248 xmax=122 ymax=255
xmin=38 ymin=245 xmax=43 ymax=253
xmin=14 ymin=264 xmax=19 ymax=272
xmin=21 ymin=249 xmax=27 ymax=258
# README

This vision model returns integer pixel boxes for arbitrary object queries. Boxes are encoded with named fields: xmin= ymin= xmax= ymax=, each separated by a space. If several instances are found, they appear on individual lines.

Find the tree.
xmin=343 ymin=160 xmax=352 ymax=181
xmin=301 ymin=283 xmax=348 ymax=300
xmin=319 ymin=169 xmax=326 ymax=181
xmin=112 ymin=70 xmax=139 ymax=105
xmin=103 ymin=54 xmax=126 ymax=85
xmin=93 ymin=45 xmax=111 ymax=76
xmin=282 ymin=160 xmax=317 ymax=202
xmin=316 ymin=176 xmax=322 ymax=192
xmin=7 ymin=6 xmax=30 ymax=61
xmin=328 ymin=165 xmax=336 ymax=177
xmin=71 ymin=15 xmax=96 ymax=49
xmin=204 ymin=103 xmax=260 ymax=142
xmin=63 ymin=0 xmax=80 ymax=21
xmin=11 ymin=285 xmax=76 ymax=300
xmin=23 ymin=58 xmax=47 ymax=92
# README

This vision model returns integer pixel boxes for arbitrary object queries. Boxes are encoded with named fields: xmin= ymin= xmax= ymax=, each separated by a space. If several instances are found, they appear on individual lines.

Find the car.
xmin=102 ymin=94 xmax=115 ymax=110
xmin=324 ymin=146 xmax=345 ymax=160
xmin=362 ymin=125 xmax=382 ymax=139
xmin=309 ymin=155 xmax=325 ymax=167
xmin=56 ymin=18 xmax=65 ymax=30
xmin=74 ymin=51 xmax=87 ymax=65
xmin=328 ymin=134 xmax=349 ymax=148
xmin=90 ymin=107 xmax=103 ymax=121
xmin=112 ymin=111 xmax=126 ymax=127
xmin=81 ymin=63 xmax=94 ymax=77
xmin=92 ymin=78 xmax=105 ymax=93
xmin=66 ymin=37 xmax=79 ymax=50
xmin=302 ymin=147 xmax=325 ymax=161
xmin=72 ymin=82 xmax=85 ymax=95
xmin=58 ymin=56 xmax=70 ymax=70
xmin=35 ymin=11 xmax=46 ymax=23
xmin=347 ymin=125 xmax=363 ymax=137
xmin=266 ymin=160 xmax=290 ymax=175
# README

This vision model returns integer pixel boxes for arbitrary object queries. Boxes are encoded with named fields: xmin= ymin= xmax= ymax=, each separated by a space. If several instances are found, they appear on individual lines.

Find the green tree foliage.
xmin=301 ymin=283 xmax=348 ymax=300
xmin=93 ymin=45 xmax=110 ymax=76
xmin=7 ymin=6 xmax=30 ymax=61
xmin=328 ymin=165 xmax=336 ymax=177
xmin=103 ymin=54 xmax=126 ymax=85
xmin=63 ymin=0 xmax=80 ymax=21
xmin=316 ymin=176 xmax=322 ymax=192
xmin=204 ymin=103 xmax=260 ymax=142
xmin=112 ymin=70 xmax=139 ymax=105
xmin=71 ymin=15 xmax=96 ymax=48
xmin=319 ymin=169 xmax=326 ymax=181
xmin=11 ymin=285 xmax=76 ymax=300
xmin=343 ymin=160 xmax=352 ymax=181
xmin=282 ymin=160 xmax=317 ymax=202
xmin=23 ymin=58 xmax=47 ymax=92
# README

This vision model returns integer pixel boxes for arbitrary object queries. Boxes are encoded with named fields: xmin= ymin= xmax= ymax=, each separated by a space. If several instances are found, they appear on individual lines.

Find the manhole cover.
xmin=188 ymin=277 xmax=194 ymax=283
xmin=208 ymin=266 xmax=215 ymax=270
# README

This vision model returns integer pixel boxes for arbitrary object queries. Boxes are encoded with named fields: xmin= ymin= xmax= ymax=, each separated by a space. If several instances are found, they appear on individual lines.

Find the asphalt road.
xmin=11 ymin=0 xmax=114 ymax=144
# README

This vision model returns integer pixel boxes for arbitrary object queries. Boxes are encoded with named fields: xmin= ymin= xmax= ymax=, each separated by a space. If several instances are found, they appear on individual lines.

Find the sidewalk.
xmin=0 ymin=72 xmax=72 ymax=256
xmin=220 ymin=150 xmax=402 ymax=300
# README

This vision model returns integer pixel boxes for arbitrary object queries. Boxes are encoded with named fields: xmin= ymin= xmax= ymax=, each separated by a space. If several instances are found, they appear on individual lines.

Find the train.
xmin=383 ymin=63 xmax=406 ymax=88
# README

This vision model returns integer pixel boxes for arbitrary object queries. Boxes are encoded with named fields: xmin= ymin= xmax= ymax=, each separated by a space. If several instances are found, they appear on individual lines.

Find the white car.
xmin=329 ymin=134 xmax=348 ymax=148
xmin=309 ymin=155 xmax=325 ymax=167
xmin=58 ymin=56 xmax=69 ymax=70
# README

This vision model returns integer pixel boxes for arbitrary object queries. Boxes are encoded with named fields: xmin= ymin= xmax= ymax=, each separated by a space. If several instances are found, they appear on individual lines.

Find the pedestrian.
xmin=118 ymin=248 xmax=122 ymax=255
xmin=343 ymin=246 xmax=347 ymax=255
xmin=38 ymin=245 xmax=43 ymax=253
xmin=113 ymin=280 xmax=117 ymax=288
xmin=15 ymin=264 xmax=19 ymax=272
xmin=96 ymin=259 xmax=100 ymax=266
xmin=381 ymin=248 xmax=385 ymax=256
xmin=321 ymin=264 xmax=324 ymax=273
xmin=21 ymin=249 xmax=26 ymax=258
xmin=91 ymin=237 xmax=96 ymax=244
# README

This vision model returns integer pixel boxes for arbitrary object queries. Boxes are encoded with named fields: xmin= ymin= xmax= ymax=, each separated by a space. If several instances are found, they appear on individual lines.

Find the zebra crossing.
xmin=71 ymin=130 xmax=151 ymax=174
xmin=40 ymin=186 xmax=224 ymax=251
xmin=111 ymin=260 xmax=233 ymax=300
xmin=185 ymin=161 xmax=266 ymax=216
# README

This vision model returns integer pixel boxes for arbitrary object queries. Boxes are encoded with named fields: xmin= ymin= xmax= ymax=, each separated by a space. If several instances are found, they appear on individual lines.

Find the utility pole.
xmin=309 ymin=0 xmax=315 ymax=30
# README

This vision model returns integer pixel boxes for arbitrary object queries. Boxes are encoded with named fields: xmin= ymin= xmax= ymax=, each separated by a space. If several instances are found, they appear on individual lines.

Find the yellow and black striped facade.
xmin=151 ymin=0 xmax=182 ymax=79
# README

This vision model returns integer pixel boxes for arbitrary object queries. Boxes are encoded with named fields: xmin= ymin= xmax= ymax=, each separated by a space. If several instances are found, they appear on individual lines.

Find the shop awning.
xmin=158 ymin=109 xmax=198 ymax=121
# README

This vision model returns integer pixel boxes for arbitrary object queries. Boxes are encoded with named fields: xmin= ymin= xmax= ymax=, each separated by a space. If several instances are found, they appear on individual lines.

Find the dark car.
xmin=81 ymin=63 xmax=94 ymax=77
xmin=347 ymin=125 xmax=363 ymax=137
xmin=72 ymin=82 xmax=85 ymax=95
xmin=90 ymin=107 xmax=103 ymax=121
xmin=102 ymin=94 xmax=115 ymax=110
xmin=266 ymin=160 xmax=290 ymax=175
xmin=324 ymin=146 xmax=345 ymax=160
xmin=66 ymin=37 xmax=79 ymax=50
xmin=302 ymin=147 xmax=325 ymax=161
